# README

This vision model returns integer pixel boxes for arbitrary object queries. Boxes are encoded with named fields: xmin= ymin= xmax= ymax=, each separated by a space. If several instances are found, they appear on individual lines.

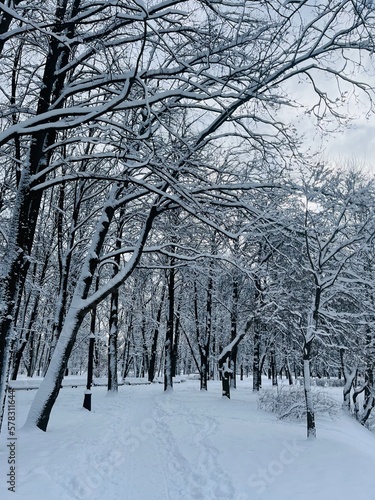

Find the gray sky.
xmin=324 ymin=121 xmax=375 ymax=173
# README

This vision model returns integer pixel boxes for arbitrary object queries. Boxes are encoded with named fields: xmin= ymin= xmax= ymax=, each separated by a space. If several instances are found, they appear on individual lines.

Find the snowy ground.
xmin=1 ymin=377 xmax=375 ymax=500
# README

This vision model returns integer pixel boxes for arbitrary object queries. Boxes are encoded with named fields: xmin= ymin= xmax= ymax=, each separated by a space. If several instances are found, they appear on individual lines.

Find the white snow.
xmin=1 ymin=377 xmax=374 ymax=500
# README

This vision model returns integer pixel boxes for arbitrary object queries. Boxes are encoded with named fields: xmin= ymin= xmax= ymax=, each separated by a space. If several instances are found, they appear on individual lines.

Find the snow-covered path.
xmin=1 ymin=379 xmax=375 ymax=499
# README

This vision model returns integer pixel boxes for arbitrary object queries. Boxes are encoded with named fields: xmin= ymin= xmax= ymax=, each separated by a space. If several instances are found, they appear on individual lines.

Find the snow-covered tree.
xmin=1 ymin=0 xmax=375 ymax=432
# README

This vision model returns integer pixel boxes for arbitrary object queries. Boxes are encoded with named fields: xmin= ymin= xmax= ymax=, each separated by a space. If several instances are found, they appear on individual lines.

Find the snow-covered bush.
xmin=258 ymin=384 xmax=340 ymax=421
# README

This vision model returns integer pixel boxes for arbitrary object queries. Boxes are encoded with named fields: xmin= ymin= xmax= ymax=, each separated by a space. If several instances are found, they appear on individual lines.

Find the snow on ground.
xmin=1 ymin=377 xmax=375 ymax=500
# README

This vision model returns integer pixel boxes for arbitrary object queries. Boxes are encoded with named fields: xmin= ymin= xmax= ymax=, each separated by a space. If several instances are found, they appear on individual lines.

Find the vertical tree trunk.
xmin=108 ymin=208 xmax=125 ymax=392
xmin=218 ymin=325 xmax=250 ymax=399
xmin=211 ymin=331 xmax=217 ymax=380
xmin=230 ymin=273 xmax=239 ymax=389
xmin=194 ymin=277 xmax=211 ymax=391
xmin=219 ymin=354 xmax=231 ymax=398
xmin=108 ymin=287 xmax=119 ymax=392
xmin=253 ymin=319 xmax=261 ymax=391
xmin=286 ymin=360 xmax=293 ymax=385
xmin=252 ymin=275 xmax=264 ymax=392
xmin=164 ymin=257 xmax=175 ymax=391
xmin=172 ymin=302 xmax=180 ymax=377
xmin=270 ymin=343 xmax=278 ymax=386
xmin=303 ymin=336 xmax=316 ymax=439
xmin=148 ymin=284 xmax=165 ymax=382
xmin=141 ymin=316 xmax=149 ymax=379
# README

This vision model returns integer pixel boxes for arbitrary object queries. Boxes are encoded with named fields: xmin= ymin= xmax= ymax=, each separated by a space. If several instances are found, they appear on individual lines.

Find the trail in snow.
xmin=150 ymin=390 xmax=235 ymax=499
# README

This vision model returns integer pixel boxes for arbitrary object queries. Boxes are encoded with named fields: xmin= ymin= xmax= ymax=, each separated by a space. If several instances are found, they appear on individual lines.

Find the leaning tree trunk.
xmin=24 ymin=195 xmax=157 ymax=431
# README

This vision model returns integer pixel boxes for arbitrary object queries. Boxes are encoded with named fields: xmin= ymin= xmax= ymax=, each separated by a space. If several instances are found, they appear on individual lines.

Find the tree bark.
xmin=218 ymin=323 xmax=251 ymax=399
xmin=270 ymin=343 xmax=278 ymax=386
xmin=108 ymin=209 xmax=125 ymax=392
xmin=303 ymin=336 xmax=316 ymax=439
xmin=339 ymin=348 xmax=356 ymax=412
xmin=230 ymin=273 xmax=239 ymax=389
xmin=164 ymin=259 xmax=175 ymax=391
xmin=148 ymin=284 xmax=165 ymax=382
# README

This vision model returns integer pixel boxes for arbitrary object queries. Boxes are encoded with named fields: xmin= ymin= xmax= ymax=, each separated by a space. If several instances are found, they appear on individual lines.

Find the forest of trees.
xmin=1 ymin=0 xmax=375 ymax=440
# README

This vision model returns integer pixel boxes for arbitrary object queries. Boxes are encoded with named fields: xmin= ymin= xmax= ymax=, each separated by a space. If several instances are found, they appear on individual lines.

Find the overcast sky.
xmin=282 ymin=63 xmax=375 ymax=176
xmin=324 ymin=121 xmax=375 ymax=173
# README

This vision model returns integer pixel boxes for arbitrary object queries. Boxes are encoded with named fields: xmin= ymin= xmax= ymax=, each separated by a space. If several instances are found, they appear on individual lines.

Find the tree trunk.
xmin=339 ymin=349 xmax=356 ymax=412
xmin=253 ymin=319 xmax=261 ymax=391
xmin=360 ymin=333 xmax=375 ymax=425
xmin=24 ymin=196 xmax=157 ymax=431
xmin=252 ymin=275 xmax=264 ymax=392
xmin=270 ymin=343 xmax=278 ymax=386
xmin=164 ymin=258 xmax=175 ymax=391
xmin=148 ymin=284 xmax=165 ymax=382
xmin=108 ymin=211 xmax=124 ymax=392
xmin=141 ymin=316 xmax=149 ymax=379
xmin=303 ymin=338 xmax=316 ymax=439
xmin=219 ymin=354 xmax=231 ymax=398
xmin=172 ymin=302 xmax=180 ymax=378
xmin=200 ymin=351 xmax=209 ymax=391
xmin=108 ymin=287 xmax=119 ymax=392
xmin=218 ymin=325 xmax=251 ymax=399
xmin=230 ymin=272 xmax=239 ymax=388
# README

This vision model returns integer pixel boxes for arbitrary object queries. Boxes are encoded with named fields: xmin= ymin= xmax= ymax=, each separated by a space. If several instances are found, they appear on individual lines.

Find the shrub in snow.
xmin=258 ymin=384 xmax=340 ymax=421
